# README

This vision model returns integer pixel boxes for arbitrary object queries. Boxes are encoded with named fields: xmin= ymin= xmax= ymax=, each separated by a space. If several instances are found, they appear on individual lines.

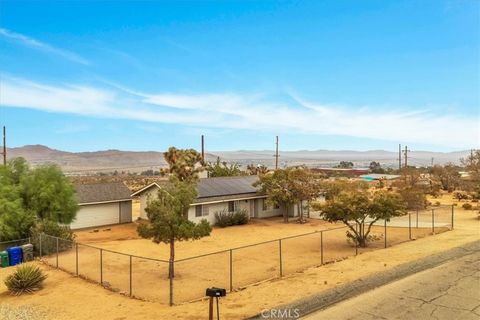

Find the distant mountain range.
xmin=6 ymin=145 xmax=471 ymax=175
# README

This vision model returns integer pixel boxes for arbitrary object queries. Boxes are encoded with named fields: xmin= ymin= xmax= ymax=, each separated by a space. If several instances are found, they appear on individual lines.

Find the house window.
xmin=195 ymin=205 xmax=202 ymax=217
xmin=262 ymin=199 xmax=268 ymax=211
xmin=202 ymin=205 xmax=209 ymax=216
xmin=228 ymin=201 xmax=239 ymax=212
xmin=273 ymin=204 xmax=280 ymax=209
xmin=195 ymin=205 xmax=209 ymax=217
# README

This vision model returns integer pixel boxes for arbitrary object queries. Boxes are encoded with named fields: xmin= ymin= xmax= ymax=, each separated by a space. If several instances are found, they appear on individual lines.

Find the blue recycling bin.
xmin=7 ymin=246 xmax=23 ymax=266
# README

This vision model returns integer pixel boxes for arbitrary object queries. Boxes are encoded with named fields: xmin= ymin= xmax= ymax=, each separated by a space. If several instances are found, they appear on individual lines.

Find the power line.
xmin=403 ymin=145 xmax=410 ymax=168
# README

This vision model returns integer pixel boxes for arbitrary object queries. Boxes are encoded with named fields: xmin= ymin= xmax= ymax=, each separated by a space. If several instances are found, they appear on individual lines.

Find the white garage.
xmin=71 ymin=182 xmax=132 ymax=230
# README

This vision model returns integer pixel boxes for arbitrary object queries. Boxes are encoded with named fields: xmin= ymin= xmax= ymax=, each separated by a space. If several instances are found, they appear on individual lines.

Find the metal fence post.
xmin=75 ymin=243 xmax=79 ymax=276
xmin=279 ymin=239 xmax=283 ymax=277
xmin=384 ymin=220 xmax=387 ymax=248
xmin=408 ymin=211 xmax=412 ymax=240
xmin=432 ymin=209 xmax=435 ymax=234
xmin=100 ymin=249 xmax=103 ymax=284
xmin=451 ymin=204 xmax=454 ymax=230
xmin=229 ymin=249 xmax=233 ymax=292
xmin=129 ymin=255 xmax=132 ymax=297
xmin=56 ymin=237 xmax=59 ymax=268
xmin=320 ymin=231 xmax=324 ymax=265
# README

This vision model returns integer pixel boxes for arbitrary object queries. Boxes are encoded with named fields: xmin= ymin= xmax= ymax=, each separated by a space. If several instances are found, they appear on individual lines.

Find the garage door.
xmin=70 ymin=202 xmax=120 ymax=229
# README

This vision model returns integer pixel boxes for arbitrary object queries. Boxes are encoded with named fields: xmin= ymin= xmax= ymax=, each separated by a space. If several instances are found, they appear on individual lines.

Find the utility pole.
xmin=201 ymin=135 xmax=205 ymax=162
xmin=275 ymin=136 xmax=279 ymax=170
xmin=403 ymin=145 xmax=410 ymax=168
xmin=431 ymin=157 xmax=434 ymax=167
xmin=1 ymin=126 xmax=6 ymax=166
xmin=398 ymin=144 xmax=402 ymax=171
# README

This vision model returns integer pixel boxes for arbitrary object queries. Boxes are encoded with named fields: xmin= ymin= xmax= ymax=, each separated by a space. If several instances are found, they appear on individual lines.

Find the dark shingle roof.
xmin=75 ymin=182 xmax=132 ymax=204
xmin=197 ymin=175 xmax=259 ymax=198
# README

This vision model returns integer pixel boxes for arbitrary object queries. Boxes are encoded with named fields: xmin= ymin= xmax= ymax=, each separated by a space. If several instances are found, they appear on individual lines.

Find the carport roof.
xmin=74 ymin=182 xmax=132 ymax=204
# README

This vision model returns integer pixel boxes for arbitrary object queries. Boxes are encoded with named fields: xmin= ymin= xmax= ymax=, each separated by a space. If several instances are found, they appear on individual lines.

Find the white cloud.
xmin=1 ymin=76 xmax=478 ymax=149
xmin=0 ymin=28 xmax=90 ymax=65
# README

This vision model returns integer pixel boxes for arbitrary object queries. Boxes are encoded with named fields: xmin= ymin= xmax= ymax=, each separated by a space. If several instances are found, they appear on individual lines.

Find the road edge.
xmin=247 ymin=240 xmax=480 ymax=319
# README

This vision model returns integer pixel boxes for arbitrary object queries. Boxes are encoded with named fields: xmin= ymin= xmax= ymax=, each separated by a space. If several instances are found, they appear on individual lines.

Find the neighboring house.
xmin=131 ymin=176 xmax=304 ymax=225
xmin=71 ymin=182 xmax=133 ymax=229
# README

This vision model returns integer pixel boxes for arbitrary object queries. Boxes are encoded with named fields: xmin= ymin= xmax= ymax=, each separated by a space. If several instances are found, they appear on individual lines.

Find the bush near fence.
xmin=26 ymin=205 xmax=455 ymax=306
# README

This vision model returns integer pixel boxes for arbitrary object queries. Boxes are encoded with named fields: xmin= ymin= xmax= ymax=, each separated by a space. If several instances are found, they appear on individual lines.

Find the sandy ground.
xmin=0 ymin=200 xmax=477 ymax=319
xmin=38 ymin=209 xmax=450 ymax=303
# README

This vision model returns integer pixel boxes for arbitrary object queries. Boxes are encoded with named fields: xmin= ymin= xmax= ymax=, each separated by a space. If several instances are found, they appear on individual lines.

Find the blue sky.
xmin=0 ymin=0 xmax=478 ymax=152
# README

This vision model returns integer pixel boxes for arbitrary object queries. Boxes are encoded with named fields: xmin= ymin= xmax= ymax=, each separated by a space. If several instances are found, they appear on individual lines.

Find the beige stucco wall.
xmin=188 ymin=198 xmax=260 ymax=225
xmin=138 ymin=187 xmax=160 ymax=219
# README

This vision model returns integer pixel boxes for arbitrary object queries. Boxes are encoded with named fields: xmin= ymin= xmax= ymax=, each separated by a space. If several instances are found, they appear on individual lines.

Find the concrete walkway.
xmin=304 ymin=251 xmax=480 ymax=320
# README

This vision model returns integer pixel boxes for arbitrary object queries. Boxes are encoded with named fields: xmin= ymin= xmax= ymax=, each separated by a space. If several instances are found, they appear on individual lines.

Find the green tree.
xmin=369 ymin=161 xmax=386 ymax=174
xmin=0 ymin=158 xmax=78 ymax=240
xmin=335 ymin=161 xmax=354 ymax=169
xmin=206 ymin=157 xmax=243 ymax=177
xmin=163 ymin=147 xmax=204 ymax=182
xmin=254 ymin=168 xmax=300 ymax=223
xmin=394 ymin=167 xmax=428 ymax=210
xmin=246 ymin=164 xmax=269 ymax=176
xmin=137 ymin=178 xmax=211 ymax=281
xmin=461 ymin=150 xmax=480 ymax=198
xmin=430 ymin=164 xmax=461 ymax=192
xmin=315 ymin=191 xmax=405 ymax=247
xmin=20 ymin=165 xmax=78 ymax=224
xmin=0 ymin=183 xmax=34 ymax=241
xmin=289 ymin=168 xmax=322 ymax=223
xmin=255 ymin=167 xmax=323 ymax=223
xmin=321 ymin=180 xmax=369 ymax=200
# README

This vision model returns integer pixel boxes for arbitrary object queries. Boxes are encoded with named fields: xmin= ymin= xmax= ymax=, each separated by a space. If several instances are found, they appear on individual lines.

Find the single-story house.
xmin=71 ymin=182 xmax=133 ymax=229
xmin=131 ymin=176 xmax=309 ymax=225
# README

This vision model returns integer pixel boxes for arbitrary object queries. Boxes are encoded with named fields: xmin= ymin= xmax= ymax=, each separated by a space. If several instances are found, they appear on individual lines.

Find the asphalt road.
xmin=303 ymin=251 xmax=480 ymax=320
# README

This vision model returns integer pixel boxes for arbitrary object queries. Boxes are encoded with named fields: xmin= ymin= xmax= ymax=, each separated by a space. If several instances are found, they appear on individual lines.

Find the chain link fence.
xmin=2 ymin=205 xmax=454 ymax=306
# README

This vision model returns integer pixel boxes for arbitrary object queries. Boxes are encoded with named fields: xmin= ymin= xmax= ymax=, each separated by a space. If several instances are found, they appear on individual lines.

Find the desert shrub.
xmin=215 ymin=209 xmax=249 ymax=227
xmin=453 ymin=191 xmax=469 ymax=201
xmin=30 ymin=220 xmax=75 ymax=255
xmin=471 ymin=199 xmax=478 ymax=203
xmin=195 ymin=219 xmax=212 ymax=236
xmin=434 ymin=201 xmax=441 ymax=206
xmin=215 ymin=210 xmax=233 ymax=227
xmin=4 ymin=264 xmax=47 ymax=295
xmin=232 ymin=210 xmax=249 ymax=225
xmin=462 ymin=203 xmax=473 ymax=210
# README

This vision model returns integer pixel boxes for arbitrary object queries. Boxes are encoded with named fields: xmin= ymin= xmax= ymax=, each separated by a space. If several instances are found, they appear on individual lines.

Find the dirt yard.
xmin=27 ymin=207 xmax=452 ymax=304
xmin=0 ymin=198 xmax=474 ymax=319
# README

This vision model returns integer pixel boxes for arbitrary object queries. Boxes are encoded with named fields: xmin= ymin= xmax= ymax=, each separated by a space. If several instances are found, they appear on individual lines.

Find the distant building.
xmin=71 ymin=182 xmax=132 ymax=229
xmin=360 ymin=173 xmax=401 ymax=181
xmin=311 ymin=168 xmax=370 ymax=176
